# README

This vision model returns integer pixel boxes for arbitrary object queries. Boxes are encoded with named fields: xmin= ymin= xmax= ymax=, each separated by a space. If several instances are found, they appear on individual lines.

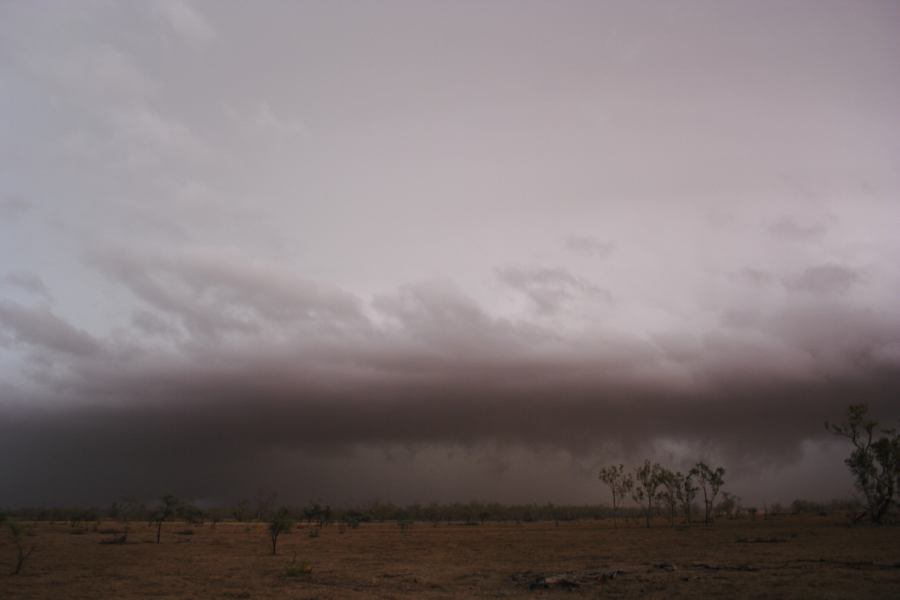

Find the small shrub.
xmin=284 ymin=562 xmax=313 ymax=578
xmin=284 ymin=553 xmax=313 ymax=578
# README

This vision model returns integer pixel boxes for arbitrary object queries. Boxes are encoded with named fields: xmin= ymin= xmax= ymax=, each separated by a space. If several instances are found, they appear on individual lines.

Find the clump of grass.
xmin=175 ymin=529 xmax=194 ymax=536
xmin=284 ymin=552 xmax=313 ymax=579
xmin=308 ymin=526 xmax=320 ymax=539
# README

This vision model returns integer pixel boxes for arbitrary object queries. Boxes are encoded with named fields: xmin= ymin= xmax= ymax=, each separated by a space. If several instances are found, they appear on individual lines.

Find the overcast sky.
xmin=1 ymin=0 xmax=899 ymax=508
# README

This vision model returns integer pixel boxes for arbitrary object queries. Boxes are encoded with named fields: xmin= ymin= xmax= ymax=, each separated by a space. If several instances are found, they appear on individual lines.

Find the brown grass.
xmin=2 ymin=516 xmax=899 ymax=599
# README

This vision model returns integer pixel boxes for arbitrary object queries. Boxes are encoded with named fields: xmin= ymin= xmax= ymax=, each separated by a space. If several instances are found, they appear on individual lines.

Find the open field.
xmin=2 ymin=516 xmax=900 ymax=599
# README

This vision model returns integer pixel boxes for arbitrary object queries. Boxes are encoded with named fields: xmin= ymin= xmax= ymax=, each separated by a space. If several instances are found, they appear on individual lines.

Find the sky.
xmin=1 ymin=0 xmax=899 ymax=508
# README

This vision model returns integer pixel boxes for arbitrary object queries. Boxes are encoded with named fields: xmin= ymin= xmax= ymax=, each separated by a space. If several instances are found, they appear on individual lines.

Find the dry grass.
xmin=2 ymin=516 xmax=899 ymax=599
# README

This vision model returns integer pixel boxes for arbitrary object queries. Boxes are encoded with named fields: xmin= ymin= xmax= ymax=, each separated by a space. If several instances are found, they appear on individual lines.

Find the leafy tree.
xmin=691 ymin=462 xmax=725 ymax=525
xmin=268 ymin=507 xmax=294 ymax=555
xmin=598 ymin=464 xmax=634 ymax=526
xmin=151 ymin=495 xmax=180 ymax=544
xmin=827 ymin=404 xmax=900 ymax=524
xmin=631 ymin=460 xmax=664 ymax=528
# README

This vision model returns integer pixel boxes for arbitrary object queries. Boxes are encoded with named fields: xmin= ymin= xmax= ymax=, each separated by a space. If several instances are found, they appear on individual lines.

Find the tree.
xmin=716 ymin=492 xmax=741 ymax=519
xmin=256 ymin=487 xmax=278 ymax=521
xmin=598 ymin=464 xmax=634 ymax=526
xmin=151 ymin=495 xmax=180 ymax=544
xmin=114 ymin=497 xmax=142 ymax=542
xmin=4 ymin=517 xmax=35 ymax=575
xmin=268 ymin=507 xmax=294 ymax=555
xmin=632 ymin=460 xmax=664 ymax=528
xmin=826 ymin=404 xmax=900 ymax=524
xmin=232 ymin=499 xmax=250 ymax=522
xmin=691 ymin=462 xmax=725 ymax=525
xmin=677 ymin=470 xmax=699 ymax=525
xmin=656 ymin=468 xmax=683 ymax=526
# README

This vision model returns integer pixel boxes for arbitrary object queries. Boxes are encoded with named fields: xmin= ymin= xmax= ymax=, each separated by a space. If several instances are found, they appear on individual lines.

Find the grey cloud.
xmin=0 ymin=301 xmax=101 ymax=356
xmin=496 ymin=266 xmax=610 ymax=314
xmin=90 ymin=247 xmax=368 ymax=340
xmin=131 ymin=309 xmax=179 ymax=338
xmin=564 ymin=235 xmax=615 ymax=258
xmin=0 ymin=196 xmax=31 ymax=221
xmin=732 ymin=268 xmax=775 ymax=287
xmin=153 ymin=0 xmax=217 ymax=45
xmin=3 ymin=271 xmax=51 ymax=300
xmin=769 ymin=216 xmax=830 ymax=242
xmin=784 ymin=265 xmax=862 ymax=295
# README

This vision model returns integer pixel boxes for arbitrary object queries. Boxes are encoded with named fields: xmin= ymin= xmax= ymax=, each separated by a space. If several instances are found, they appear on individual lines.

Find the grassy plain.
xmin=2 ymin=516 xmax=899 ymax=599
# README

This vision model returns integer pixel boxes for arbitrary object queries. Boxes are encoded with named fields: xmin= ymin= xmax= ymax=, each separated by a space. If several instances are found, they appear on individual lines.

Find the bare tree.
xmin=827 ymin=404 xmax=900 ymax=524
xmin=114 ymin=497 xmax=142 ymax=543
xmin=691 ymin=462 xmax=725 ymax=525
xmin=4 ymin=517 xmax=35 ymax=575
xmin=268 ymin=507 xmax=294 ymax=555
xmin=598 ymin=464 xmax=634 ymax=526
xmin=632 ymin=460 xmax=664 ymax=528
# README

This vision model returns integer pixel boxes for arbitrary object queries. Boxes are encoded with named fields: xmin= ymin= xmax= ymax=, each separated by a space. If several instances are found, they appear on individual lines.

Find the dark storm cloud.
xmin=1 ymin=267 xmax=899 ymax=505
xmin=2 ymin=0 xmax=899 ymax=507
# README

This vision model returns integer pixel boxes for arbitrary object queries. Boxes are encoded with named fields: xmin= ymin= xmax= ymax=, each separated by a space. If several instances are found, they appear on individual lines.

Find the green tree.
xmin=826 ymin=404 xmax=900 ymax=524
